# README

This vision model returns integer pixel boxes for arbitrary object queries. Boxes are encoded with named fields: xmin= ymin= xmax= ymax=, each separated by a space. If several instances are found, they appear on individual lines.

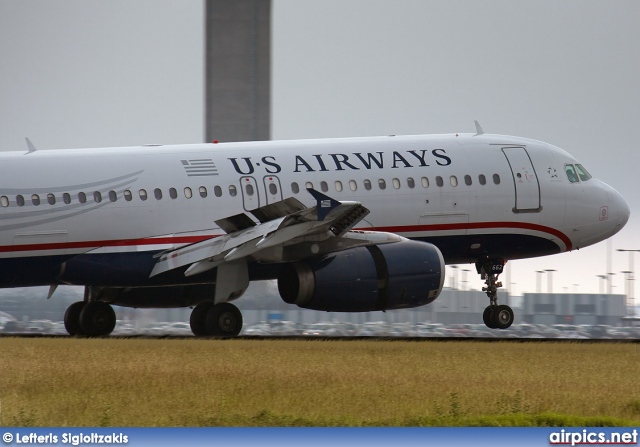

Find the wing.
xmin=149 ymin=189 xmax=399 ymax=278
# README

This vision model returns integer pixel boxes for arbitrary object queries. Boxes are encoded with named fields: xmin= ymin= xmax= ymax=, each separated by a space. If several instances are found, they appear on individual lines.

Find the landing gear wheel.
xmin=64 ymin=301 xmax=87 ymax=335
xmin=483 ymin=306 xmax=498 ymax=329
xmin=206 ymin=303 xmax=243 ymax=337
xmin=477 ymin=257 xmax=514 ymax=330
xmin=190 ymin=302 xmax=213 ymax=336
xmin=79 ymin=302 xmax=116 ymax=336
xmin=492 ymin=304 xmax=514 ymax=329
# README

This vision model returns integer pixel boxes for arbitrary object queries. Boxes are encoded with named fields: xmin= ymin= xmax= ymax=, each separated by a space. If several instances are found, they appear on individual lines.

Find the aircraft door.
xmin=502 ymin=147 xmax=541 ymax=212
xmin=239 ymin=176 xmax=261 ymax=211
xmin=263 ymin=175 xmax=283 ymax=204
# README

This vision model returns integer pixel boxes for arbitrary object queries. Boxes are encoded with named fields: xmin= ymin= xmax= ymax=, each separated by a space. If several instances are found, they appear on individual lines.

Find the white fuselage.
xmin=0 ymin=132 xmax=629 ymax=288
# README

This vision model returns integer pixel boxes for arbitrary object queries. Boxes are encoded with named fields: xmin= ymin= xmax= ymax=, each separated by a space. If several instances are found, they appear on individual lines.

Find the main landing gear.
xmin=64 ymin=301 xmax=117 ymax=336
xmin=189 ymin=302 xmax=243 ymax=337
xmin=64 ymin=287 xmax=117 ymax=336
xmin=476 ymin=257 xmax=514 ymax=329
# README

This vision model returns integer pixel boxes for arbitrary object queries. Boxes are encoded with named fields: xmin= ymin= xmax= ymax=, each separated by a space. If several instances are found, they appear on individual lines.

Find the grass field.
xmin=0 ymin=337 xmax=639 ymax=427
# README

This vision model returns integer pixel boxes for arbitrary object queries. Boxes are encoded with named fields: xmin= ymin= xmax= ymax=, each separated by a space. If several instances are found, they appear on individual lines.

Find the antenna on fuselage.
xmin=473 ymin=121 xmax=484 ymax=136
xmin=25 ymin=137 xmax=37 ymax=154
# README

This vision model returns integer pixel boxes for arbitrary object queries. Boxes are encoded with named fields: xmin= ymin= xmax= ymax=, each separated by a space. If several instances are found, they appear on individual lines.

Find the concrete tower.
xmin=205 ymin=0 xmax=271 ymax=143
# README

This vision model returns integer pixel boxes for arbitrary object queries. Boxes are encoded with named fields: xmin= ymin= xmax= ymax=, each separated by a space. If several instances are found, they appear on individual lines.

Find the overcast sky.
xmin=1 ymin=0 xmax=639 ymax=298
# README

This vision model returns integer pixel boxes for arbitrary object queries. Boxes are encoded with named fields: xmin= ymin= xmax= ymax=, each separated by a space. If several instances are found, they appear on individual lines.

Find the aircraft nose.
xmin=612 ymin=188 xmax=630 ymax=229
xmin=619 ymin=192 xmax=630 ymax=227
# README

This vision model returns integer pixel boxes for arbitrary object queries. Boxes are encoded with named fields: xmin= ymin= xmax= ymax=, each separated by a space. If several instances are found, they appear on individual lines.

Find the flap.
xmin=149 ymin=189 xmax=370 ymax=278
xmin=249 ymin=197 xmax=307 ymax=223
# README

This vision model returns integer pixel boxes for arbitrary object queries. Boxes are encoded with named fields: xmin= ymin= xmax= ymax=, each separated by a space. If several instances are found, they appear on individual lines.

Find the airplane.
xmin=0 ymin=122 xmax=629 ymax=336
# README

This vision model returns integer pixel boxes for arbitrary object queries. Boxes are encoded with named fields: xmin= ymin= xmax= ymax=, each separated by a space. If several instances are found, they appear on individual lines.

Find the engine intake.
xmin=277 ymin=240 xmax=444 ymax=312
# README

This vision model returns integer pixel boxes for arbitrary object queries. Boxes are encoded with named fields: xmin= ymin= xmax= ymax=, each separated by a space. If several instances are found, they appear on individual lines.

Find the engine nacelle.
xmin=277 ymin=240 xmax=445 ymax=312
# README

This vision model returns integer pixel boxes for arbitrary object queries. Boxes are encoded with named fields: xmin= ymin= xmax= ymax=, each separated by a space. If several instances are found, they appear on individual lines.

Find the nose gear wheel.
xmin=476 ymin=257 xmax=514 ymax=329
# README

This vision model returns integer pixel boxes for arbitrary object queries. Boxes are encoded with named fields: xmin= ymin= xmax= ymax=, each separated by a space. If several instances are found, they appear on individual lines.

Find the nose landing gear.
xmin=476 ymin=257 xmax=514 ymax=329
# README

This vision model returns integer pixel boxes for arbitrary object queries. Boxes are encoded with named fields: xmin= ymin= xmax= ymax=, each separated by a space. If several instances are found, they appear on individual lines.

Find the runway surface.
xmin=2 ymin=333 xmax=639 ymax=343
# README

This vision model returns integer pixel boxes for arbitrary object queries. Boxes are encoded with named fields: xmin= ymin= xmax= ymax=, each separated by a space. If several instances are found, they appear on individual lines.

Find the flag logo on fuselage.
xmin=181 ymin=159 xmax=219 ymax=177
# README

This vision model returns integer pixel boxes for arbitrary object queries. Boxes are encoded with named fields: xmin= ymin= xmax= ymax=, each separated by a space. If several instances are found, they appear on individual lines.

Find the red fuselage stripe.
xmin=0 ymin=236 xmax=212 ymax=253
xmin=0 ymin=222 xmax=572 ymax=254
xmin=373 ymin=221 xmax=572 ymax=251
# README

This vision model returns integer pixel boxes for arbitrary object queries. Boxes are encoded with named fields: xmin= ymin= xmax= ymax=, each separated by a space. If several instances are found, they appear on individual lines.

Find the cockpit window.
xmin=575 ymin=164 xmax=592 ymax=181
xmin=565 ymin=164 xmax=579 ymax=183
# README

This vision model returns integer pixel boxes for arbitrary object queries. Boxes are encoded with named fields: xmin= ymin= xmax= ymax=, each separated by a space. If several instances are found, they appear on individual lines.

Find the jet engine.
xmin=277 ymin=240 xmax=444 ymax=312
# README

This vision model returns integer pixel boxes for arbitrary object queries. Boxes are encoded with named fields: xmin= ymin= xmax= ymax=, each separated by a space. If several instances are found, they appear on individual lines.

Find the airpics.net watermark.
xmin=549 ymin=429 xmax=638 ymax=446
xmin=2 ymin=432 xmax=128 ymax=445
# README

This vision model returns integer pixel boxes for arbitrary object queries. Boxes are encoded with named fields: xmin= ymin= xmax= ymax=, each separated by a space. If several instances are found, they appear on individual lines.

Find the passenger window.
xmin=291 ymin=182 xmax=299 ymax=194
xmin=78 ymin=192 xmax=87 ymax=203
xmin=436 ymin=176 xmax=444 ymax=187
xmin=392 ymin=178 xmax=400 ymax=189
xmin=16 ymin=195 xmax=25 ymax=207
xmin=565 ymin=165 xmax=579 ymax=183
xmin=63 ymin=193 xmax=71 ymax=204
xmin=184 ymin=187 xmax=192 ymax=199
xmin=47 ymin=193 xmax=56 ymax=205
xmin=229 ymin=185 xmax=237 ymax=197
xmin=464 ymin=175 xmax=472 ymax=186
xmin=139 ymin=189 xmax=148 ymax=201
xmin=335 ymin=181 xmax=343 ymax=192
xmin=269 ymin=183 xmax=278 ymax=195
xmin=214 ymin=186 xmax=222 ymax=197
xmin=0 ymin=196 xmax=8 ymax=207
xmin=155 ymin=188 xmax=163 ymax=200
xmin=479 ymin=174 xmax=486 ymax=185
xmin=450 ymin=176 xmax=458 ymax=187
xmin=407 ymin=177 xmax=415 ymax=189
xmin=320 ymin=181 xmax=328 ymax=192
xmin=363 ymin=179 xmax=372 ymax=190
xmin=94 ymin=191 xmax=102 ymax=203
xmin=32 ymin=194 xmax=41 ymax=206
xmin=199 ymin=186 xmax=207 ymax=198
xmin=109 ymin=191 xmax=117 ymax=202
xmin=349 ymin=180 xmax=357 ymax=191
xmin=421 ymin=177 xmax=429 ymax=188
xmin=169 ymin=188 xmax=178 ymax=199
xmin=575 ymin=164 xmax=592 ymax=181
xmin=493 ymin=174 xmax=500 ymax=185
xmin=305 ymin=182 xmax=313 ymax=190
xmin=245 ymin=184 xmax=254 ymax=196
xmin=124 ymin=190 xmax=133 ymax=201
xmin=378 ymin=179 xmax=386 ymax=190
